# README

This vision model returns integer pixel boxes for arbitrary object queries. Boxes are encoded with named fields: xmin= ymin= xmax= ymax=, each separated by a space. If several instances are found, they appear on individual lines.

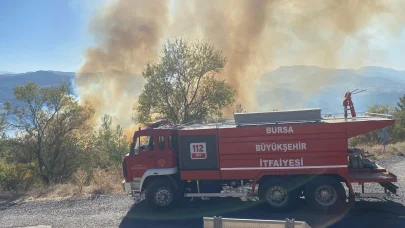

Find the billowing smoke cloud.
xmin=187 ymin=0 xmax=405 ymax=111
xmin=264 ymin=0 xmax=405 ymax=110
xmin=76 ymin=0 xmax=405 ymax=135
xmin=76 ymin=0 xmax=169 ymax=136
xmin=191 ymin=0 xmax=273 ymax=111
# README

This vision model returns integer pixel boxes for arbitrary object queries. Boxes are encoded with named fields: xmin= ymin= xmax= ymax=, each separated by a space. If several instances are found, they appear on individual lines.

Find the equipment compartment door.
xmin=178 ymin=134 xmax=218 ymax=170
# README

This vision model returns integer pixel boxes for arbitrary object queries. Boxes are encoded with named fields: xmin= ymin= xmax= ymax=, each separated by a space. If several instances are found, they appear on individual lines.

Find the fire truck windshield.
xmin=134 ymin=136 xmax=154 ymax=152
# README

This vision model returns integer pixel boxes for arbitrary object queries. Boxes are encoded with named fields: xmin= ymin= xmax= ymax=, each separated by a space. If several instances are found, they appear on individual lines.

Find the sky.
xmin=0 ymin=0 xmax=101 ymax=73
xmin=0 ymin=0 xmax=405 ymax=73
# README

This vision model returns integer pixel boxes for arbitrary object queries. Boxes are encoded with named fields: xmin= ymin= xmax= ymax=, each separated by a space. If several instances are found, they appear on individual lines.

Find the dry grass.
xmin=12 ymin=142 xmax=405 ymax=202
xmin=355 ymin=141 xmax=405 ymax=159
xmin=20 ymin=165 xmax=125 ymax=202
xmin=24 ymin=184 xmax=79 ymax=201
xmin=0 ymin=190 xmax=23 ymax=204
xmin=89 ymin=165 xmax=124 ymax=195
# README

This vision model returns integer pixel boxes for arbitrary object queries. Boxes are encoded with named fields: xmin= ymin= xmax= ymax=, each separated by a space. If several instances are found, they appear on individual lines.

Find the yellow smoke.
xmin=76 ymin=0 xmax=405 ymax=137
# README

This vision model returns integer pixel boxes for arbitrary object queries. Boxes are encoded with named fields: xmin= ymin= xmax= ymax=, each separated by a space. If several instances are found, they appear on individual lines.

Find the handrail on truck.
xmin=173 ymin=111 xmax=395 ymax=128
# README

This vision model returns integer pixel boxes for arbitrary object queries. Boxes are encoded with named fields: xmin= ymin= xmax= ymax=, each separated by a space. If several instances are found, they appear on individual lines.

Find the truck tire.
xmin=259 ymin=178 xmax=297 ymax=212
xmin=305 ymin=176 xmax=346 ymax=212
xmin=145 ymin=178 xmax=176 ymax=209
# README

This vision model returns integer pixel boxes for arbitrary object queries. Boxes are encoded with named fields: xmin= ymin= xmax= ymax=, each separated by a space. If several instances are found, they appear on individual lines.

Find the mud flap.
xmin=379 ymin=182 xmax=399 ymax=195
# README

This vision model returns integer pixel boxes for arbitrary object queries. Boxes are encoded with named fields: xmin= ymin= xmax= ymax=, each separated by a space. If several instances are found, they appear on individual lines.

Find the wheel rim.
xmin=315 ymin=185 xmax=337 ymax=207
xmin=154 ymin=187 xmax=173 ymax=206
xmin=266 ymin=186 xmax=288 ymax=207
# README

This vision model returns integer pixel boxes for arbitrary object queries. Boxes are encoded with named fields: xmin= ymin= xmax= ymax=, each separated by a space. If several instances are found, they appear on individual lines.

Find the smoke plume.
xmin=76 ymin=0 xmax=169 ymax=136
xmin=76 ymin=0 xmax=405 ymax=134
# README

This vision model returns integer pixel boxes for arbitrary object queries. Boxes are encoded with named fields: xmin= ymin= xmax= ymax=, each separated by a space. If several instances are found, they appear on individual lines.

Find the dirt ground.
xmin=1 ymin=156 xmax=404 ymax=228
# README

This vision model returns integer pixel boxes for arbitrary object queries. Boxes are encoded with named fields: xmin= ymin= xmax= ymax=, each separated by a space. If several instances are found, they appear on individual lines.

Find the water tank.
xmin=234 ymin=108 xmax=321 ymax=124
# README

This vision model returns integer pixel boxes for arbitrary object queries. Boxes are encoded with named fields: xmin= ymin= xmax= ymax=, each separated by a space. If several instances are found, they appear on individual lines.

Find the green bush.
xmin=0 ymin=162 xmax=36 ymax=191
xmin=351 ymin=95 xmax=405 ymax=146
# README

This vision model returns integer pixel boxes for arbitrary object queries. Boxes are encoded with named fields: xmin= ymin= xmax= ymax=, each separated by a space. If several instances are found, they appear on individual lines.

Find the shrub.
xmin=354 ymin=141 xmax=405 ymax=159
xmin=90 ymin=165 xmax=123 ymax=195
xmin=0 ymin=162 xmax=36 ymax=191
xmin=71 ymin=169 xmax=91 ymax=194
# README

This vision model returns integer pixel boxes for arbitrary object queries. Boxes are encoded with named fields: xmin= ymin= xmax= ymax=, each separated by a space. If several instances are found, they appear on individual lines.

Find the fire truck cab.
xmin=123 ymin=120 xmax=179 ymax=198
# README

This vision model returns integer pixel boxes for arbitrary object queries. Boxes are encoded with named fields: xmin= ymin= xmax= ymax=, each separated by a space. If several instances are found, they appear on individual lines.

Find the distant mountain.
xmin=0 ymin=71 xmax=74 ymax=106
xmin=0 ymin=71 xmax=14 ymax=75
xmin=356 ymin=66 xmax=405 ymax=84
xmin=255 ymin=66 xmax=405 ymax=114
xmin=1 ymin=66 xmax=404 ymax=117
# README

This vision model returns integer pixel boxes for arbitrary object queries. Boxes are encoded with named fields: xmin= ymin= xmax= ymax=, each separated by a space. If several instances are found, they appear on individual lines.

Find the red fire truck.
xmin=122 ymin=92 xmax=398 ymax=212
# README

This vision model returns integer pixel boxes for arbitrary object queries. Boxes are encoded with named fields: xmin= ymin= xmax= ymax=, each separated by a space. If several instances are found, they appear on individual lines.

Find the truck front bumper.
xmin=122 ymin=180 xmax=141 ymax=193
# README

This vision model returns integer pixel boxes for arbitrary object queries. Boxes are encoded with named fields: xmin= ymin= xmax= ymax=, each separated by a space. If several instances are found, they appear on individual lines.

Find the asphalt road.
xmin=1 ymin=156 xmax=404 ymax=228
xmin=118 ymin=197 xmax=405 ymax=228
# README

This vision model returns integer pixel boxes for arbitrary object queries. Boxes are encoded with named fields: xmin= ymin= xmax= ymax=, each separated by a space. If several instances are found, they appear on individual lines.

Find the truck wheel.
xmin=145 ymin=179 xmax=176 ymax=209
xmin=259 ymin=178 xmax=296 ymax=211
xmin=305 ymin=176 xmax=346 ymax=212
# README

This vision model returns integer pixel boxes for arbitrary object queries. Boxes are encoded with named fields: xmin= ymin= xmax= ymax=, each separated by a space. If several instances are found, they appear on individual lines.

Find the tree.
xmin=136 ymin=38 xmax=237 ymax=124
xmin=4 ymin=82 xmax=94 ymax=184
xmin=363 ymin=104 xmax=394 ymax=144
xmin=235 ymin=104 xmax=244 ymax=113
xmin=394 ymin=94 xmax=405 ymax=126
xmin=90 ymin=114 xmax=129 ymax=167
xmin=0 ymin=113 xmax=5 ymax=133
xmin=390 ymin=94 xmax=405 ymax=142
xmin=0 ymin=113 xmax=7 ymax=159
xmin=396 ymin=94 xmax=405 ymax=111
xmin=349 ymin=101 xmax=405 ymax=146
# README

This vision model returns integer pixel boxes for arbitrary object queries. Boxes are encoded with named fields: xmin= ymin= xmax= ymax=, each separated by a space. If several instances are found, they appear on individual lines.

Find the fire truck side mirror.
xmin=130 ymin=142 xmax=135 ymax=155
